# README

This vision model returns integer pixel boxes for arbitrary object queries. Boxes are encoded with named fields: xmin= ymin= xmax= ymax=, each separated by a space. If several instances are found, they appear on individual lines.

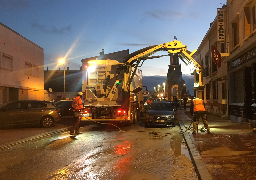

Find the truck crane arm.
xmin=122 ymin=40 xmax=201 ymax=91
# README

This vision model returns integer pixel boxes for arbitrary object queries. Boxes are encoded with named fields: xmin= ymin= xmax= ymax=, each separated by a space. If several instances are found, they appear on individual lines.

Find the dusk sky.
xmin=0 ymin=0 xmax=226 ymax=77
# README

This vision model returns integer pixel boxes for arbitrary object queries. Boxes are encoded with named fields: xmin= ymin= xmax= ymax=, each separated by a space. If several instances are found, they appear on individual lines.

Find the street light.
xmin=59 ymin=58 xmax=65 ymax=99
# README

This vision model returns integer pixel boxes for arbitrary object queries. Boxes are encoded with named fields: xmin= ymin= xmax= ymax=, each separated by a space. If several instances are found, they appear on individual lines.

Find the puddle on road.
xmin=45 ymin=136 xmax=74 ymax=150
xmin=181 ymin=142 xmax=192 ymax=161
xmin=201 ymin=146 xmax=252 ymax=156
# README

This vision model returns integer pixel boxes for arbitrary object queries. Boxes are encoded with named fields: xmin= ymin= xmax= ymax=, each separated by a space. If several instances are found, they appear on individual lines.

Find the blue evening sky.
xmin=0 ymin=0 xmax=226 ymax=76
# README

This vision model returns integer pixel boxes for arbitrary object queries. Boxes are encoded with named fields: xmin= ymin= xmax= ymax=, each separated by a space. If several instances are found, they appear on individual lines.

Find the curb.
xmin=0 ymin=127 xmax=70 ymax=151
xmin=179 ymin=120 xmax=213 ymax=180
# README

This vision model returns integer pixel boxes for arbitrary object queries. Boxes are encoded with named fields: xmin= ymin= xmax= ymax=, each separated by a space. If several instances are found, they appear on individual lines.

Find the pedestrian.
xmin=173 ymin=96 xmax=178 ymax=110
xmin=183 ymin=97 xmax=188 ymax=110
xmin=147 ymin=98 xmax=153 ymax=107
xmin=191 ymin=98 xmax=210 ymax=134
xmin=70 ymin=92 xmax=84 ymax=135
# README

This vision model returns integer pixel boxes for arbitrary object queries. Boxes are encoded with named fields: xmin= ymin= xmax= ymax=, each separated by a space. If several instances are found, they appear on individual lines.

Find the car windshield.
xmin=151 ymin=103 xmax=173 ymax=111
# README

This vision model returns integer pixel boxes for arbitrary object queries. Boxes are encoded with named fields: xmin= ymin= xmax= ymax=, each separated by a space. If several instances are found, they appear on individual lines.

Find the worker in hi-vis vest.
xmin=190 ymin=98 xmax=210 ymax=134
xmin=70 ymin=92 xmax=84 ymax=135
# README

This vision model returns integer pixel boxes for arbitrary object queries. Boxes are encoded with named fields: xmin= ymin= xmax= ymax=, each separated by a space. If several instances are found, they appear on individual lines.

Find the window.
xmin=212 ymin=60 xmax=217 ymax=73
xmin=253 ymin=5 xmax=256 ymax=31
xmin=222 ymin=82 xmax=226 ymax=99
xmin=206 ymin=83 xmax=211 ymax=100
xmin=1 ymin=54 xmax=13 ymax=70
xmin=204 ymin=55 xmax=209 ymax=77
xmin=244 ymin=7 xmax=251 ymax=38
xmin=213 ymin=81 xmax=218 ymax=99
xmin=221 ymin=42 xmax=225 ymax=53
xmin=232 ymin=14 xmax=239 ymax=47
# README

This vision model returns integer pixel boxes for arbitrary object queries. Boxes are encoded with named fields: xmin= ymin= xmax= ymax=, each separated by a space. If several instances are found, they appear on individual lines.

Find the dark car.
xmin=54 ymin=100 xmax=74 ymax=117
xmin=0 ymin=100 xmax=60 ymax=128
xmin=145 ymin=100 xmax=176 ymax=127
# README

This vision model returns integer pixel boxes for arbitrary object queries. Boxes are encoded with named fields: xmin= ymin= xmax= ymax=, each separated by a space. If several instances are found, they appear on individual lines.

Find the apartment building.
xmin=0 ymin=22 xmax=44 ymax=106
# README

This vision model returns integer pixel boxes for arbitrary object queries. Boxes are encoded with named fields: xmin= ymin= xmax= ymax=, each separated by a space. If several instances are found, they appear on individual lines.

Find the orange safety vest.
xmin=193 ymin=99 xmax=205 ymax=112
xmin=147 ymin=99 xmax=153 ymax=105
xmin=72 ymin=96 xmax=83 ymax=110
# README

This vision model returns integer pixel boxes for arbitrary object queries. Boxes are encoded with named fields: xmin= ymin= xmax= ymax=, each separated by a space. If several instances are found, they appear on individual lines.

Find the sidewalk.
xmin=177 ymin=109 xmax=256 ymax=180
xmin=0 ymin=119 xmax=72 ymax=151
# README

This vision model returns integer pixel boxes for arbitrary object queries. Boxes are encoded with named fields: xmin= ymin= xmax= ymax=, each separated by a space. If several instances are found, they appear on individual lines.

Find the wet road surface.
xmin=194 ymin=133 xmax=256 ymax=180
xmin=0 ymin=123 xmax=198 ymax=180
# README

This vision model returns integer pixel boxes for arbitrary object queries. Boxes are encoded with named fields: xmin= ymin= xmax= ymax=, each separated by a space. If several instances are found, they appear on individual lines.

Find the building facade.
xmin=195 ymin=0 xmax=256 ymax=122
xmin=226 ymin=0 xmax=256 ymax=122
xmin=194 ymin=4 xmax=229 ymax=118
xmin=0 ymin=22 xmax=44 ymax=107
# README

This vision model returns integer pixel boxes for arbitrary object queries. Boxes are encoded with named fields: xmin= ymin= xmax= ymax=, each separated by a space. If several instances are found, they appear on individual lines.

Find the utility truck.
xmin=81 ymin=59 xmax=143 ymax=124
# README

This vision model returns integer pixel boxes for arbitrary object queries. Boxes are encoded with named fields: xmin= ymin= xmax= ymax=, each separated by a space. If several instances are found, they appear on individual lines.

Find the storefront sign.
xmin=217 ymin=8 xmax=225 ymax=41
xmin=211 ymin=45 xmax=221 ymax=67
xmin=229 ymin=46 xmax=256 ymax=70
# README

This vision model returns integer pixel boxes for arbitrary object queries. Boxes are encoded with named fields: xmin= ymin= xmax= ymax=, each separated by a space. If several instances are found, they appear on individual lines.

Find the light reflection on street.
xmin=115 ymin=141 xmax=131 ymax=155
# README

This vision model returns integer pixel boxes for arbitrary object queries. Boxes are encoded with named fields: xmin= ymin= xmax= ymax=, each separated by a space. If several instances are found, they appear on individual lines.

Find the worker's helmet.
xmin=77 ymin=92 xmax=83 ymax=96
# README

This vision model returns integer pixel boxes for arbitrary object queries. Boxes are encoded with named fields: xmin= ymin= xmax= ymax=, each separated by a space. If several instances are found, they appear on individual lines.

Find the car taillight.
xmin=56 ymin=109 xmax=60 ymax=113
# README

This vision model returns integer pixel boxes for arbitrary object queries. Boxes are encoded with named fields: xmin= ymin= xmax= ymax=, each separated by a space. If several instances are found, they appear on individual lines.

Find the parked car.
xmin=54 ymin=100 xmax=73 ymax=117
xmin=0 ymin=100 xmax=60 ymax=128
xmin=145 ymin=100 xmax=176 ymax=127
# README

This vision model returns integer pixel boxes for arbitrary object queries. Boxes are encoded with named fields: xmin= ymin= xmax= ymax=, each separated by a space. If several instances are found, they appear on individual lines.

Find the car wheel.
xmin=41 ymin=116 xmax=54 ymax=128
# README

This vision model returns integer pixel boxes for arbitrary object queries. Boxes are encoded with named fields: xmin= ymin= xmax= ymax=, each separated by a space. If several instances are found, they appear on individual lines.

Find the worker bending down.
xmin=190 ymin=98 xmax=210 ymax=134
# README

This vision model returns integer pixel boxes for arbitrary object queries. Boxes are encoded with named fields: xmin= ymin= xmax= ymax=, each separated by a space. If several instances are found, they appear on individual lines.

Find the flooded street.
xmin=0 ymin=123 xmax=198 ymax=180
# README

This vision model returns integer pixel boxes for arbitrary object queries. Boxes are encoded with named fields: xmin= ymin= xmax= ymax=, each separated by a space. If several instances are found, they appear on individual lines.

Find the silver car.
xmin=0 ymin=100 xmax=60 ymax=128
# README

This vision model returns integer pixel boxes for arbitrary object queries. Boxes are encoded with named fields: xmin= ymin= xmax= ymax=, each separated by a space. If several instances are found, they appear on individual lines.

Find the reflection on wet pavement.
xmin=47 ymin=126 xmax=197 ymax=180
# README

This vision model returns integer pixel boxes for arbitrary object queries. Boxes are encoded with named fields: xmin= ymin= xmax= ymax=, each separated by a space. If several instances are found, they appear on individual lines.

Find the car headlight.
xmin=167 ymin=115 xmax=174 ymax=119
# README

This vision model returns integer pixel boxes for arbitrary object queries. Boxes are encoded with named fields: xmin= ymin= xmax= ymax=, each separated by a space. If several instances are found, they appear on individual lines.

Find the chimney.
xmin=99 ymin=49 xmax=104 ymax=56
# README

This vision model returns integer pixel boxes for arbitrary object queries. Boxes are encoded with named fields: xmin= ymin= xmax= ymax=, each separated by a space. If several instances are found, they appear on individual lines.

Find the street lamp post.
xmin=59 ymin=59 xmax=65 ymax=99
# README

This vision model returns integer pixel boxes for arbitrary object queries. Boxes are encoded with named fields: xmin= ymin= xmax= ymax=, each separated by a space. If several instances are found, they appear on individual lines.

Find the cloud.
xmin=143 ymin=9 xmax=183 ymax=20
xmin=31 ymin=21 xmax=71 ymax=34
